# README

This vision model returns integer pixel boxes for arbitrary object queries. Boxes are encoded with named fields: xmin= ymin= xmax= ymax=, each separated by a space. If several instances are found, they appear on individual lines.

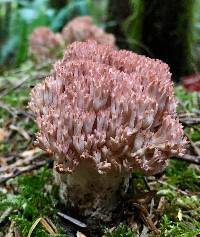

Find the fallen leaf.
xmin=27 ymin=217 xmax=58 ymax=237
xmin=182 ymin=73 xmax=200 ymax=92
xmin=177 ymin=209 xmax=183 ymax=221
xmin=20 ymin=148 xmax=43 ymax=158
xmin=77 ymin=231 xmax=87 ymax=237
xmin=0 ymin=128 xmax=8 ymax=142
xmin=27 ymin=217 xmax=42 ymax=237
xmin=132 ymin=203 xmax=160 ymax=234
xmin=157 ymin=196 xmax=166 ymax=215
xmin=40 ymin=218 xmax=58 ymax=234
xmin=0 ymin=156 xmax=8 ymax=166
xmin=5 ymin=221 xmax=20 ymax=237
xmin=9 ymin=124 xmax=30 ymax=140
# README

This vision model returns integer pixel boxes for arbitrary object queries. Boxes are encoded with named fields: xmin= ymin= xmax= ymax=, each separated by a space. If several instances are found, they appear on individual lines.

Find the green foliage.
xmin=123 ymin=0 xmax=144 ymax=52
xmin=3 ymin=89 xmax=29 ymax=107
xmin=104 ymin=223 xmax=136 ymax=237
xmin=165 ymin=160 xmax=200 ymax=192
xmin=155 ymin=158 xmax=200 ymax=237
xmin=158 ymin=214 xmax=200 ymax=237
xmin=86 ymin=0 xmax=108 ymax=25
xmin=175 ymin=86 xmax=199 ymax=112
xmin=50 ymin=0 xmax=89 ymax=31
xmin=191 ymin=130 xmax=200 ymax=141
xmin=0 ymin=167 xmax=64 ymax=237
xmin=0 ymin=0 xmax=109 ymax=67
xmin=0 ymin=0 xmax=54 ymax=66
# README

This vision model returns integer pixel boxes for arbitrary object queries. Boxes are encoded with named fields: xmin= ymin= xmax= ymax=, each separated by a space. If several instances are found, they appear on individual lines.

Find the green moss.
xmin=104 ymin=223 xmax=136 ymax=237
xmin=0 ymin=167 xmax=67 ymax=237
xmin=154 ymin=158 xmax=200 ymax=236
xmin=175 ymin=86 xmax=199 ymax=112
xmin=2 ymin=89 xmax=29 ymax=107
xmin=157 ymin=214 xmax=200 ymax=237
xmin=165 ymin=160 xmax=200 ymax=192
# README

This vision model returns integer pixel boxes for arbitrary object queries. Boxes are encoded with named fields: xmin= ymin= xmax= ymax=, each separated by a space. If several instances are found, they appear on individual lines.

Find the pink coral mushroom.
xmin=62 ymin=16 xmax=116 ymax=47
xmin=29 ymin=41 xmax=186 ymax=220
xmin=29 ymin=27 xmax=63 ymax=62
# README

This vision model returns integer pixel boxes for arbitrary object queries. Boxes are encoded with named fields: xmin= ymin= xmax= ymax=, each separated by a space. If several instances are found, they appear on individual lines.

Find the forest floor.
xmin=0 ymin=61 xmax=200 ymax=237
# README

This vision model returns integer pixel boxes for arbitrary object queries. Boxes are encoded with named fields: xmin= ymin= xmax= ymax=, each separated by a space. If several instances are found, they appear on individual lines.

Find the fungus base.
xmin=54 ymin=162 xmax=130 ymax=221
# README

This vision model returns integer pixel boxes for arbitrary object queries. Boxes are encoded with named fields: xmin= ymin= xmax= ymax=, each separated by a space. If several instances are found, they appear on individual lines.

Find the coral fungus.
xmin=29 ymin=27 xmax=63 ymax=62
xmin=29 ymin=41 xmax=186 ymax=220
xmin=62 ymin=16 xmax=116 ymax=47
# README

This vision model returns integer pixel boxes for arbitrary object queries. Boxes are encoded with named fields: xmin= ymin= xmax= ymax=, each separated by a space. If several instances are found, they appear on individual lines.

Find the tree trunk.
xmin=140 ymin=0 xmax=195 ymax=80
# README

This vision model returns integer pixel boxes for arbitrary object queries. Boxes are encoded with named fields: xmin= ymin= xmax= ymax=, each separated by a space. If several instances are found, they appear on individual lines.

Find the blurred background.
xmin=0 ymin=0 xmax=200 ymax=83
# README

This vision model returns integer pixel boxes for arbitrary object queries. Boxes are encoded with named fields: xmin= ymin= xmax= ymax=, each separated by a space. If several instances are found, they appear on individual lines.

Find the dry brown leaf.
xmin=0 ymin=128 xmax=8 ymax=141
xmin=76 ymin=231 xmax=87 ymax=237
xmin=177 ymin=209 xmax=183 ymax=221
xmin=0 ymin=156 xmax=8 ymax=166
xmin=27 ymin=217 xmax=58 ymax=237
xmin=27 ymin=217 xmax=42 ymax=237
xmin=19 ymin=148 xmax=42 ymax=158
xmin=157 ymin=196 xmax=166 ymax=215
xmin=40 ymin=218 xmax=58 ymax=234
xmin=9 ymin=124 xmax=30 ymax=140
xmin=5 ymin=221 xmax=20 ymax=237
xmin=132 ymin=203 xmax=160 ymax=234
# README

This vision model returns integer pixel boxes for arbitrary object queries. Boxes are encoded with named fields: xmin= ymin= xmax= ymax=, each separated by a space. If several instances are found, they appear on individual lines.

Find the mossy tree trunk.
xmin=109 ymin=0 xmax=196 ymax=79
xmin=139 ymin=0 xmax=196 ymax=80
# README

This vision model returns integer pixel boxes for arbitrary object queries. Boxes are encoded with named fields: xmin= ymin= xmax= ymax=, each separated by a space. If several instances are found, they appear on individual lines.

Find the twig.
xmin=190 ymin=141 xmax=200 ymax=157
xmin=27 ymin=217 xmax=58 ymax=237
xmin=0 ymin=101 xmax=34 ymax=120
xmin=0 ymin=73 xmax=49 ymax=98
xmin=57 ymin=212 xmax=87 ymax=228
xmin=9 ymin=124 xmax=31 ymax=140
xmin=132 ymin=203 xmax=160 ymax=234
xmin=179 ymin=113 xmax=196 ymax=117
xmin=157 ymin=197 xmax=166 ymax=216
xmin=0 ymin=101 xmax=18 ymax=117
xmin=192 ymin=109 xmax=200 ymax=115
xmin=173 ymin=154 xmax=200 ymax=165
xmin=157 ymin=180 xmax=190 ymax=196
xmin=0 ymin=161 xmax=47 ymax=184
xmin=179 ymin=117 xmax=200 ymax=125
xmin=0 ymin=207 xmax=13 ymax=224
xmin=0 ymin=76 xmax=30 ymax=98
xmin=0 ymin=150 xmax=45 ymax=173
xmin=5 ymin=221 xmax=19 ymax=237
xmin=184 ymin=132 xmax=200 ymax=158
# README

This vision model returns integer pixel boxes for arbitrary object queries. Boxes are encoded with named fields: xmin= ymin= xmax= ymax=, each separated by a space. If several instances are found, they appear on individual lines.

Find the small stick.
xmin=173 ymin=154 xmax=200 ymax=165
xmin=0 ymin=101 xmax=34 ymax=120
xmin=0 ymin=150 xmax=45 ymax=173
xmin=0 ymin=76 xmax=30 ymax=98
xmin=0 ymin=161 xmax=47 ymax=184
xmin=0 ymin=207 xmax=13 ymax=224
xmin=157 ymin=180 xmax=190 ymax=196
xmin=57 ymin=212 xmax=87 ymax=228
xmin=179 ymin=117 xmax=200 ymax=125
